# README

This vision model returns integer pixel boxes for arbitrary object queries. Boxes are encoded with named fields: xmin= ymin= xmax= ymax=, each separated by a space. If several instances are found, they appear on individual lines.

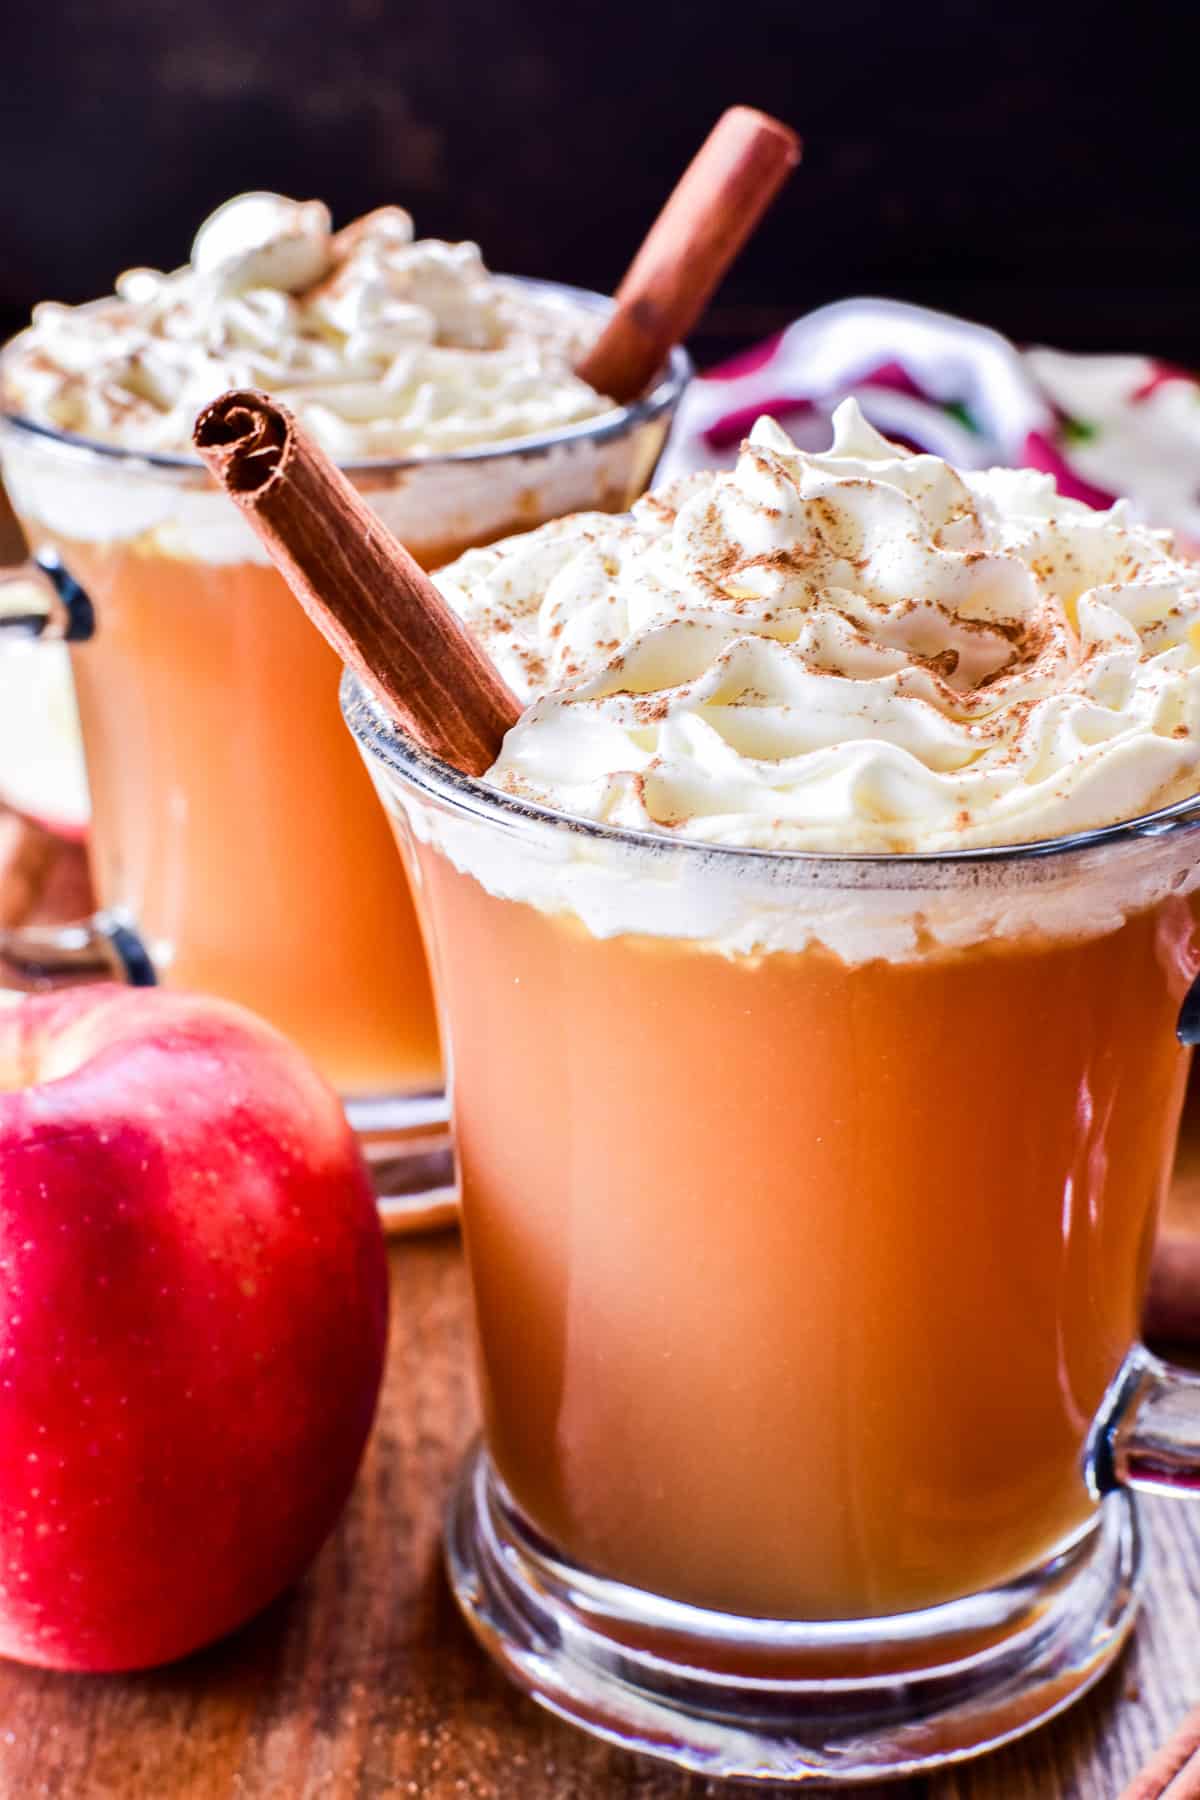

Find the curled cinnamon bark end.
xmin=194 ymin=390 xmax=521 ymax=778
xmin=195 ymin=392 xmax=291 ymax=496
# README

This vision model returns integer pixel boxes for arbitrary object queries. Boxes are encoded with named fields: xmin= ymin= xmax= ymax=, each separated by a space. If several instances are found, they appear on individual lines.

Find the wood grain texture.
xmin=0 ymin=1228 xmax=1188 ymax=1798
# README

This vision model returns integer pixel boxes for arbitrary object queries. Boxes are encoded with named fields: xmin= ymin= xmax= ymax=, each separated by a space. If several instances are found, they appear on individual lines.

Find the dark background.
xmin=2 ymin=0 xmax=1198 ymax=366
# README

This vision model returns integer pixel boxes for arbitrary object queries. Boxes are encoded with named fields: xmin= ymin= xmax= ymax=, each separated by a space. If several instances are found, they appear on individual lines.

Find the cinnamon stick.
xmin=193 ymin=391 xmax=520 ymax=777
xmin=576 ymin=105 xmax=801 ymax=405
xmin=1121 ymin=1702 xmax=1200 ymax=1798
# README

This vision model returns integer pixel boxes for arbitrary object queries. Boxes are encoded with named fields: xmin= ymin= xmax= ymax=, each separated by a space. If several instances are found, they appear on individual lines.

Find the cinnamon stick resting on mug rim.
xmin=576 ymin=105 xmax=801 ymax=405
xmin=193 ymin=390 xmax=521 ymax=777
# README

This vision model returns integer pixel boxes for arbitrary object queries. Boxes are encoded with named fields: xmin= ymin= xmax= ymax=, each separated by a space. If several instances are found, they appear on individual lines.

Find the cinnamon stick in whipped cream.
xmin=577 ymin=105 xmax=801 ymax=405
xmin=193 ymin=390 xmax=521 ymax=776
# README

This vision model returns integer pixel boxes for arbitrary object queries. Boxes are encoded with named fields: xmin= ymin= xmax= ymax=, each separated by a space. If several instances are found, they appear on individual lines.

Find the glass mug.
xmin=0 ymin=293 xmax=688 ymax=1226
xmin=347 ymin=668 xmax=1200 ymax=1783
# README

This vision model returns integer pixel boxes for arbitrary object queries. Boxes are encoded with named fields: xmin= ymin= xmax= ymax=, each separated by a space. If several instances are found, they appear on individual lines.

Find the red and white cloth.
xmin=660 ymin=298 xmax=1200 ymax=556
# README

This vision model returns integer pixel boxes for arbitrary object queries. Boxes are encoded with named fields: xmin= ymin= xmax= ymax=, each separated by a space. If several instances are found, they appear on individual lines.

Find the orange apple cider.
xmin=402 ymin=833 xmax=1195 ymax=1622
xmin=343 ymin=387 xmax=1200 ymax=1771
xmin=0 ymin=188 xmax=685 ymax=1102
xmin=44 ymin=532 xmax=440 ymax=1097
xmin=1 ymin=392 xmax=676 ymax=1099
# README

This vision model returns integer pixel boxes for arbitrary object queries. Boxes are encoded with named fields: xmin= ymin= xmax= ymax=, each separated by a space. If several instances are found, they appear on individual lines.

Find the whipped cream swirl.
xmin=2 ymin=193 xmax=612 ymax=458
xmin=435 ymin=401 xmax=1200 ymax=853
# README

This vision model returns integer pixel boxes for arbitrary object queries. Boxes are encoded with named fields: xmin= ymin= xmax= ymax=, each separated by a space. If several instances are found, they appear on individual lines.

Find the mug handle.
xmin=0 ymin=553 xmax=155 ymax=987
xmin=0 ymin=548 xmax=96 ymax=643
xmin=1092 ymin=1349 xmax=1200 ymax=1497
xmin=1089 ymin=980 xmax=1200 ymax=1496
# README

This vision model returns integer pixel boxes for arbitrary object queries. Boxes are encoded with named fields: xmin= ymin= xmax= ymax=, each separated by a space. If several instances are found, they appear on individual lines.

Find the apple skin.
xmin=0 ymin=984 xmax=388 ymax=1671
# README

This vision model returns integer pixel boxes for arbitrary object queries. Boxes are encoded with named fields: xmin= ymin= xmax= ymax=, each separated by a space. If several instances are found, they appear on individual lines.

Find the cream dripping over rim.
xmin=432 ymin=399 xmax=1200 ymax=855
xmin=2 ymin=192 xmax=613 ymax=459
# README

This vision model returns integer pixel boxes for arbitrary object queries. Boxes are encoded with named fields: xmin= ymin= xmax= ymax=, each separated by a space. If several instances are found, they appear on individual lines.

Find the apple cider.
xmin=0 ymin=189 xmax=683 ymax=1109
xmin=39 ymin=532 xmax=440 ymax=1097
xmin=347 ymin=388 xmax=1200 ymax=1770
xmin=409 ymin=839 xmax=1194 ymax=1622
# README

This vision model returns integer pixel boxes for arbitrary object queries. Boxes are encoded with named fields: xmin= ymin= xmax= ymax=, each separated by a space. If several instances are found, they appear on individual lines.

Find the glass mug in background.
xmin=347 ymin=670 xmax=1200 ymax=1782
xmin=0 ymin=304 xmax=688 ymax=1226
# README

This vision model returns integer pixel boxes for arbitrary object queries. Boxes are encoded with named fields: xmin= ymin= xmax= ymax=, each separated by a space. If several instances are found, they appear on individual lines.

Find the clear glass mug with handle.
xmin=0 ymin=309 xmax=688 ymax=1227
xmin=347 ymin=668 xmax=1200 ymax=1782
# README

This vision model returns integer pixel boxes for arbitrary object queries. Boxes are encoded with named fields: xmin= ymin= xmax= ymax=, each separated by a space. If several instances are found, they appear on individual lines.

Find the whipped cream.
xmin=435 ymin=400 xmax=1200 ymax=855
xmin=2 ymin=192 xmax=613 ymax=458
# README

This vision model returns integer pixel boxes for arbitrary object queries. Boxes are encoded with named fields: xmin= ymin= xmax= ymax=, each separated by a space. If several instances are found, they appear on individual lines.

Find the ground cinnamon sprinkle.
xmin=425 ymin=390 xmax=1200 ymax=849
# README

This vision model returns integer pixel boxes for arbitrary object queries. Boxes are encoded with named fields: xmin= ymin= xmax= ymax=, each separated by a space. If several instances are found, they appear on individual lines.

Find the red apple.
xmin=0 ymin=984 xmax=388 ymax=1671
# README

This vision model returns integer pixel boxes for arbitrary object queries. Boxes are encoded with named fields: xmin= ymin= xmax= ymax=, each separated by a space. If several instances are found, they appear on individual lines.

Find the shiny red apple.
xmin=0 ymin=984 xmax=388 ymax=1671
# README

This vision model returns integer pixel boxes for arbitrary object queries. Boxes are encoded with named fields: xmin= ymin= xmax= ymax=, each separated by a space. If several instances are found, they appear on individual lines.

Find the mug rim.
xmin=0 ymin=275 xmax=691 ymax=479
xmin=341 ymin=667 xmax=1200 ymax=873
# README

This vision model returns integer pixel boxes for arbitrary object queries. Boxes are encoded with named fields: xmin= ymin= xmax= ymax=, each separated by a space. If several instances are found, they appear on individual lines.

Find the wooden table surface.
xmin=4 ymin=829 xmax=1200 ymax=1798
xmin=0 ymin=1225 xmax=1189 ymax=1800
